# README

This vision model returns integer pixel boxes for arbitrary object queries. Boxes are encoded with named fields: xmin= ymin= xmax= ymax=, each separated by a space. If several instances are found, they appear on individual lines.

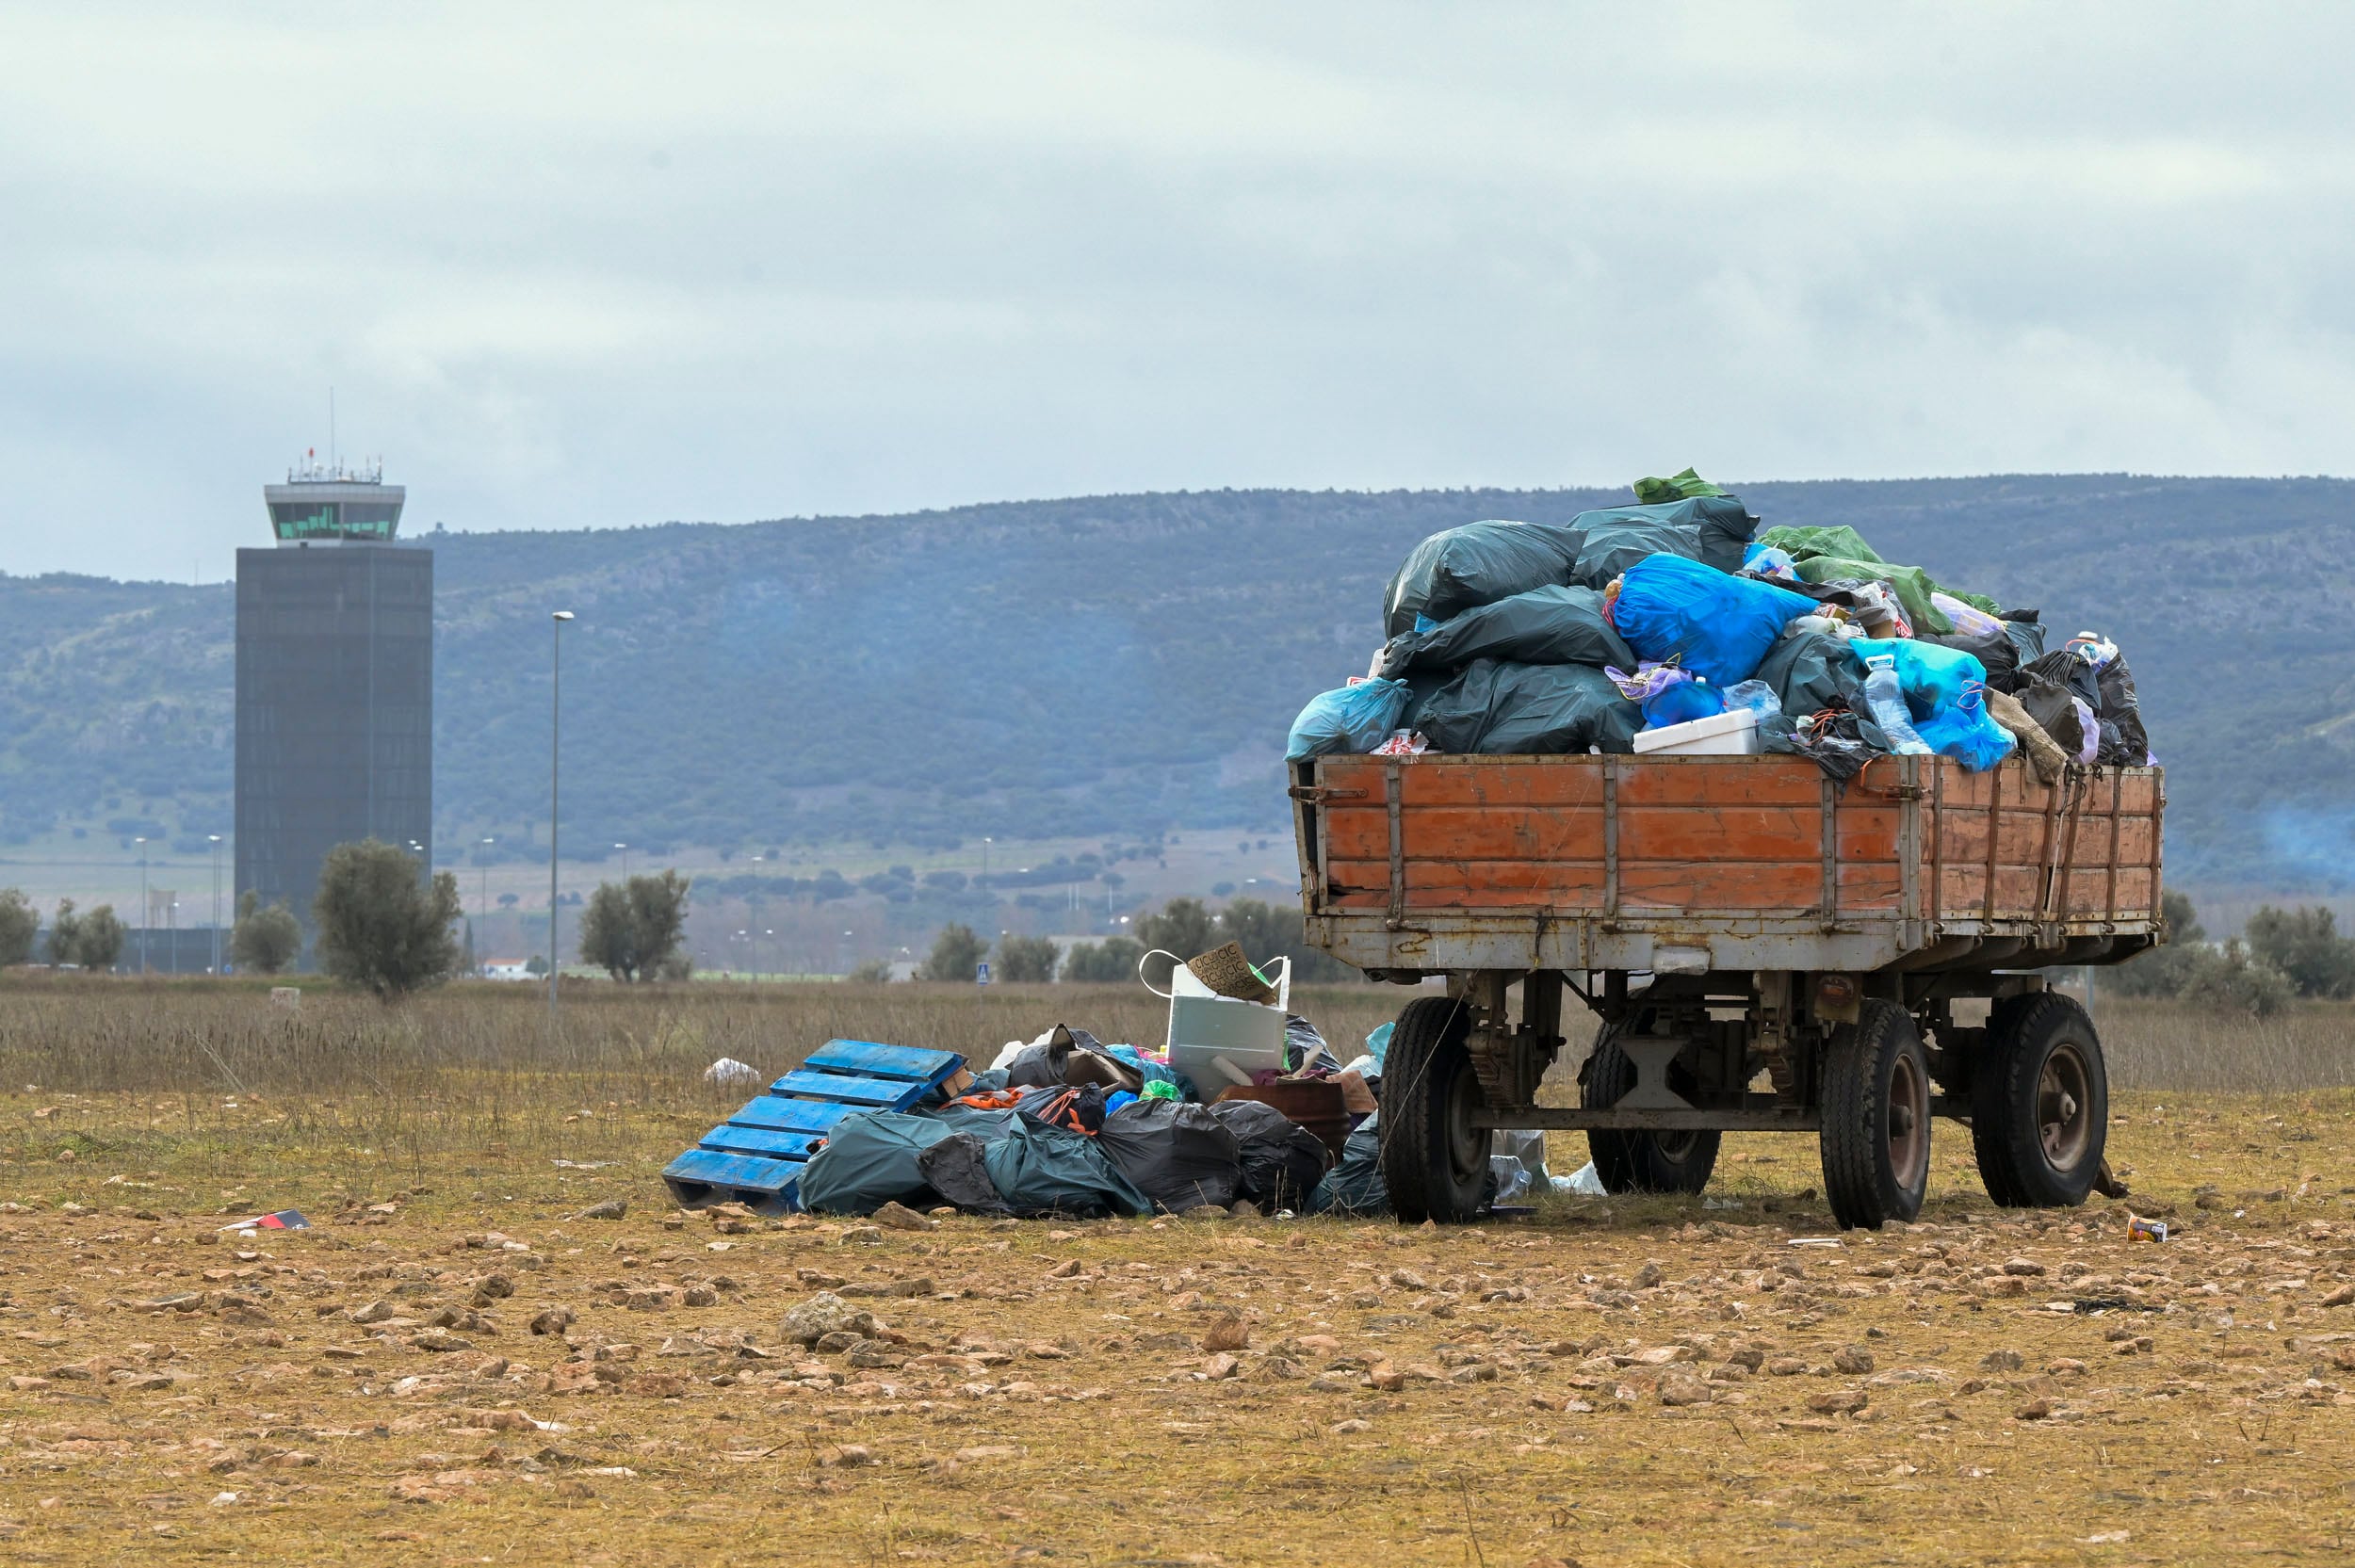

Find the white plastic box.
xmin=1140 ymin=950 xmax=1293 ymax=1091
xmin=1632 ymin=707 xmax=1762 ymax=756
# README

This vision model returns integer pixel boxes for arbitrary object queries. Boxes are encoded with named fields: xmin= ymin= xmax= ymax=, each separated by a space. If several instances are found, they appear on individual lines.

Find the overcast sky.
xmin=3 ymin=3 xmax=2350 ymax=578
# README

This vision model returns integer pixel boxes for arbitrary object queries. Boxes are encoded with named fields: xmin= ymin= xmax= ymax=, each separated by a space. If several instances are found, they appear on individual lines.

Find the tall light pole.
xmin=982 ymin=836 xmax=992 ymax=900
xmin=135 ymin=836 xmax=148 ymax=975
xmin=208 ymin=834 xmax=222 ymax=975
xmin=616 ymin=842 xmax=629 ymax=882
xmin=549 ymin=610 xmax=574 ymax=1020
xmin=479 ymin=836 xmax=495 ymax=974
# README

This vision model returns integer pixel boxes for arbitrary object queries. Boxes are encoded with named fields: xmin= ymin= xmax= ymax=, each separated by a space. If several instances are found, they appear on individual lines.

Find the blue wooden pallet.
xmin=662 ymin=1040 xmax=964 ymax=1214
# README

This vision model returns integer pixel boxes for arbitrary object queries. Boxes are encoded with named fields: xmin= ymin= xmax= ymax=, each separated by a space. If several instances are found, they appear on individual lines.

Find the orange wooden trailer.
xmin=1289 ymin=752 xmax=2164 ymax=1230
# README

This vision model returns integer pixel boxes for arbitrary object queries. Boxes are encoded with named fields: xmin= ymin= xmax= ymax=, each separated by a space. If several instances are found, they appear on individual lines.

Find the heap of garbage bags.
xmin=791 ymin=962 xmax=1564 ymax=1221
xmin=1289 ymin=468 xmax=2150 ymax=781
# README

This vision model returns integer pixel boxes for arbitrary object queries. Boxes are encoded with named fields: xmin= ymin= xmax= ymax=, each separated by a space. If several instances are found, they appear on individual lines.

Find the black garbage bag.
xmin=1096 ymin=1101 xmax=1242 ymax=1213
xmin=2001 ymin=610 xmax=2048 ymax=665
xmin=1209 ymin=1100 xmax=1331 ymax=1213
xmin=2021 ymin=650 xmax=2100 ymax=710
xmin=1378 ymin=584 xmax=1636 ymax=678
xmin=2094 ymin=654 xmax=2149 ymax=764
xmin=1567 ymin=495 xmax=1758 ymax=588
xmin=796 ymin=1111 xmax=956 ymax=1216
xmin=1403 ymin=659 xmax=1642 ymax=755
xmin=1919 ymin=627 xmax=2020 ymax=692
xmin=1307 ymin=1113 xmax=1388 ymax=1217
xmin=1383 ymin=520 xmax=1586 ymax=638
xmin=982 ymin=1118 xmax=1152 ymax=1219
xmin=1760 ymin=711 xmax=1874 ymax=784
xmin=1284 ymin=1014 xmax=1341 ymax=1074
xmin=916 ymin=1132 xmax=1013 ymax=1216
xmin=1015 ymin=1083 xmax=1109 ymax=1135
xmin=1751 ymin=631 xmax=1864 ymax=718
xmin=2015 ymin=674 xmax=2088 ymax=759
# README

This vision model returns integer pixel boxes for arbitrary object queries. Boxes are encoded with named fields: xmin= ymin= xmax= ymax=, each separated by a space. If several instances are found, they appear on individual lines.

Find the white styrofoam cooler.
xmin=1140 ymin=949 xmax=1292 ymax=1091
xmin=1632 ymin=707 xmax=1762 ymax=756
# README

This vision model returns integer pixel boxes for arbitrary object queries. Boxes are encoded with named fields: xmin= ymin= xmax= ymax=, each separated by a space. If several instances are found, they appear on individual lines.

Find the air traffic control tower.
xmin=235 ymin=455 xmax=432 ymax=957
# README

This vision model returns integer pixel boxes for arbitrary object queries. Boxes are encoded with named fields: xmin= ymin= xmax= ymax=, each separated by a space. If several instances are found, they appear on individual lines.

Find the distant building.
xmin=235 ymin=454 xmax=432 ymax=962
xmin=480 ymin=960 xmax=535 ymax=982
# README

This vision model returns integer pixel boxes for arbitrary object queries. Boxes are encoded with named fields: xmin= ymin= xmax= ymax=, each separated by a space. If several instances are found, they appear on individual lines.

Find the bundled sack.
xmin=1017 ymin=1083 xmax=1109 ymax=1136
xmin=1402 ymin=659 xmax=1642 ymax=755
xmin=982 ymin=1118 xmax=1152 ymax=1219
xmin=1208 ymin=1099 xmax=1331 ymax=1212
xmin=1752 ymin=629 xmax=1864 ymax=718
xmin=1378 ymin=583 xmax=1635 ymax=677
xmin=1569 ymin=495 xmax=1758 ymax=587
xmin=1286 ymin=677 xmax=1410 ymax=760
xmin=1096 ymin=1100 xmax=1243 ymax=1212
xmin=1752 ymin=525 xmax=1999 ymax=636
xmin=1383 ymin=520 xmax=1585 ymax=638
xmin=797 ymin=1110 xmax=959 ymax=1216
xmin=1609 ymin=553 xmax=1817 ymax=688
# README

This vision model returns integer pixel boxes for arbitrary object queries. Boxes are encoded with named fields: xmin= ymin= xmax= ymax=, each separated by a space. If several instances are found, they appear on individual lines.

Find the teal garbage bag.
xmin=1378 ymin=584 xmax=1636 ymax=677
xmin=1609 ymin=554 xmax=1816 ymax=688
xmin=1308 ymin=1113 xmax=1388 ymax=1217
xmin=1383 ymin=520 xmax=1586 ymax=637
xmin=1850 ymin=638 xmax=2015 ymax=772
xmin=1569 ymin=495 xmax=1758 ymax=587
xmin=796 ymin=1111 xmax=959 ymax=1215
xmin=1751 ymin=630 xmax=1864 ymax=717
xmin=982 ymin=1119 xmax=1153 ymax=1219
xmin=1286 ymin=677 xmax=1410 ymax=760
xmin=1753 ymin=525 xmax=1999 ymax=636
xmin=1403 ymin=659 xmax=1642 ymax=755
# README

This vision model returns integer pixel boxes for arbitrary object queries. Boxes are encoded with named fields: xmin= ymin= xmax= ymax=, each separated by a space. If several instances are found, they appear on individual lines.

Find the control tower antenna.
xmin=329 ymin=387 xmax=336 ymax=471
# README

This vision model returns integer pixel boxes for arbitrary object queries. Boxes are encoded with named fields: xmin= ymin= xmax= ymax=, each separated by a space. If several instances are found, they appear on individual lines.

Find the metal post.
xmin=209 ymin=835 xmax=222 ymax=975
xmin=137 ymin=837 xmax=148 ymax=975
xmin=550 ymin=611 xmax=574 ymax=1020
xmin=479 ymin=837 xmax=494 ymax=976
xmin=617 ymin=843 xmax=629 ymax=883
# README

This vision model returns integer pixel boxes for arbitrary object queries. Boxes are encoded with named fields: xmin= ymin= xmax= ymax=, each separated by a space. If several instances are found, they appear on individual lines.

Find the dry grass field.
xmin=0 ymin=978 xmax=2350 ymax=1565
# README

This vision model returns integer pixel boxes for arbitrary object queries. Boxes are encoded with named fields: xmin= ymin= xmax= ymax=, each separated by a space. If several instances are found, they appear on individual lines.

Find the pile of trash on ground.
xmin=1288 ymin=467 xmax=2151 ymax=780
xmin=783 ymin=943 xmax=1568 ymax=1222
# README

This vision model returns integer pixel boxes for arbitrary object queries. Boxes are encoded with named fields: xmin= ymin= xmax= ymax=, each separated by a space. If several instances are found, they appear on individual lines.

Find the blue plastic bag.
xmin=1912 ymin=683 xmax=2017 ymax=771
xmin=1610 ymin=554 xmax=1818 ymax=689
xmin=1286 ymin=677 xmax=1410 ymax=760
xmin=1849 ymin=639 xmax=1983 ymax=719
xmin=1642 ymin=679 xmax=1724 ymax=727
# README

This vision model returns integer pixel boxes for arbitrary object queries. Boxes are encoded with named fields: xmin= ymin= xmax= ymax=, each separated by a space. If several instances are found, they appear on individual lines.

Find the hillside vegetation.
xmin=1 ymin=475 xmax=2347 ymax=893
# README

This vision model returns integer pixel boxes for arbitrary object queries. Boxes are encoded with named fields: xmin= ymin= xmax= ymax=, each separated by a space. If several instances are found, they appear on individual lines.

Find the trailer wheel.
xmin=1971 ymin=992 xmax=2107 ymax=1208
xmin=1582 ymin=1019 xmax=1720 ymax=1194
xmin=1819 ymin=999 xmax=1931 ymax=1230
xmin=1377 ymin=995 xmax=1489 ymax=1224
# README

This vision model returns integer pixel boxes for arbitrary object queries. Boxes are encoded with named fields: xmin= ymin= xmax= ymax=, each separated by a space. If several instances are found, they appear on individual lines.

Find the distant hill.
xmin=2 ymin=475 xmax=2348 ymax=895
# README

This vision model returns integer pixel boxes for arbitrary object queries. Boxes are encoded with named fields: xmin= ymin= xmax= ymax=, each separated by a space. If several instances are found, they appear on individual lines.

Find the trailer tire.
xmin=1377 ymin=995 xmax=1488 ymax=1224
xmin=1971 ymin=992 xmax=2107 ymax=1209
xmin=1582 ymin=1021 xmax=1720 ymax=1195
xmin=1819 ymin=999 xmax=1931 ymax=1231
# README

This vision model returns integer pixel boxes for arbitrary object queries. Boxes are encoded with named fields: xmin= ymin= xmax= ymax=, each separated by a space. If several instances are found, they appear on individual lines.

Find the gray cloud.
xmin=2 ymin=2 xmax=2351 ymax=576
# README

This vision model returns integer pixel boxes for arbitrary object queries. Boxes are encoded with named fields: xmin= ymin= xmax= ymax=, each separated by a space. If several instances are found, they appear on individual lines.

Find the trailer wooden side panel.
xmin=1295 ymin=753 xmax=2161 ymax=970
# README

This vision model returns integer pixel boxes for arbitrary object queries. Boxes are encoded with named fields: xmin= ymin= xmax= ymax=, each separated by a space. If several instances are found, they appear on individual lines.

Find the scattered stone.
xmin=818 ymin=1444 xmax=874 ymax=1467
xmin=1832 ymin=1346 xmax=1876 ymax=1375
xmin=2002 ymin=1258 xmax=2047 ymax=1277
xmin=1766 ymin=1357 xmax=1807 ymax=1376
xmin=782 ymin=1294 xmax=879 ymax=1347
xmin=1331 ymin=1418 xmax=1372 ymax=1434
xmin=577 ymin=1201 xmax=627 ymax=1221
xmin=349 ymin=1300 xmax=395 ymax=1324
xmin=2016 ymin=1397 xmax=2055 ymax=1421
xmin=1807 ymin=1389 xmax=1867 ymax=1415
xmin=871 ymin=1202 xmax=935 ymax=1233
xmin=530 ymin=1307 xmax=577 ymax=1337
xmin=1980 ymin=1349 xmax=2023 ymax=1372
xmin=1658 ymin=1371 xmax=1711 ymax=1406
xmin=1204 ymin=1352 xmax=1241 ymax=1380
xmin=1200 ymin=1316 xmax=1250 ymax=1353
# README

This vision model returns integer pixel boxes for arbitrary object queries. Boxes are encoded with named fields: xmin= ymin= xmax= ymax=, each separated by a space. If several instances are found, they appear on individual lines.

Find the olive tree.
xmin=313 ymin=839 xmax=463 ymax=998
xmin=577 ymin=869 xmax=693 ymax=983
xmin=0 ymin=889 xmax=36 ymax=967
xmin=229 ymin=890 xmax=301 ymax=975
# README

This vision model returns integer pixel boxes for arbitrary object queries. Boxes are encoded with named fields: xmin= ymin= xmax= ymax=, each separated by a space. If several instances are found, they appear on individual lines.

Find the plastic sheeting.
xmin=1286 ymin=678 xmax=1411 ymax=761
xmin=1752 ymin=525 xmax=1999 ymax=637
xmin=1402 ymin=659 xmax=1643 ymax=755
xmin=796 ymin=1111 xmax=958 ymax=1216
xmin=1208 ymin=1099 xmax=1330 ymax=1212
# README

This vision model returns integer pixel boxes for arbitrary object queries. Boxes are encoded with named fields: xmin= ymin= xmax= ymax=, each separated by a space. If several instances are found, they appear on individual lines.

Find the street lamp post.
xmin=479 ymin=837 xmax=495 ymax=974
xmin=136 ymin=837 xmax=148 ymax=975
xmin=549 ymin=610 xmax=575 ymax=1020
xmin=169 ymin=899 xmax=179 ymax=975
xmin=208 ymin=834 xmax=222 ymax=975
xmin=616 ymin=843 xmax=629 ymax=882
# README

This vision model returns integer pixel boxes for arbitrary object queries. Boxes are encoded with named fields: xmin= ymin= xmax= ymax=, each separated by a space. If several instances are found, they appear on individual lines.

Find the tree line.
xmin=2104 ymin=893 xmax=2355 ymax=1016
xmin=892 ymin=896 xmax=1362 ymax=986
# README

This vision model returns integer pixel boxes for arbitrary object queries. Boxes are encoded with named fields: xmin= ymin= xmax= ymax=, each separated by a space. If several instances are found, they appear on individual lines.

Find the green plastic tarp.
xmin=1632 ymin=467 xmax=1729 ymax=504
xmin=1752 ymin=525 xmax=1998 ymax=637
xmin=796 ymin=1110 xmax=959 ymax=1215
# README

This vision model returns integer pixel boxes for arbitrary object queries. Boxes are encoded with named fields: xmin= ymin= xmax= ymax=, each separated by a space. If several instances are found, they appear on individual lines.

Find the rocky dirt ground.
xmin=0 ymin=1088 xmax=2350 ymax=1566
